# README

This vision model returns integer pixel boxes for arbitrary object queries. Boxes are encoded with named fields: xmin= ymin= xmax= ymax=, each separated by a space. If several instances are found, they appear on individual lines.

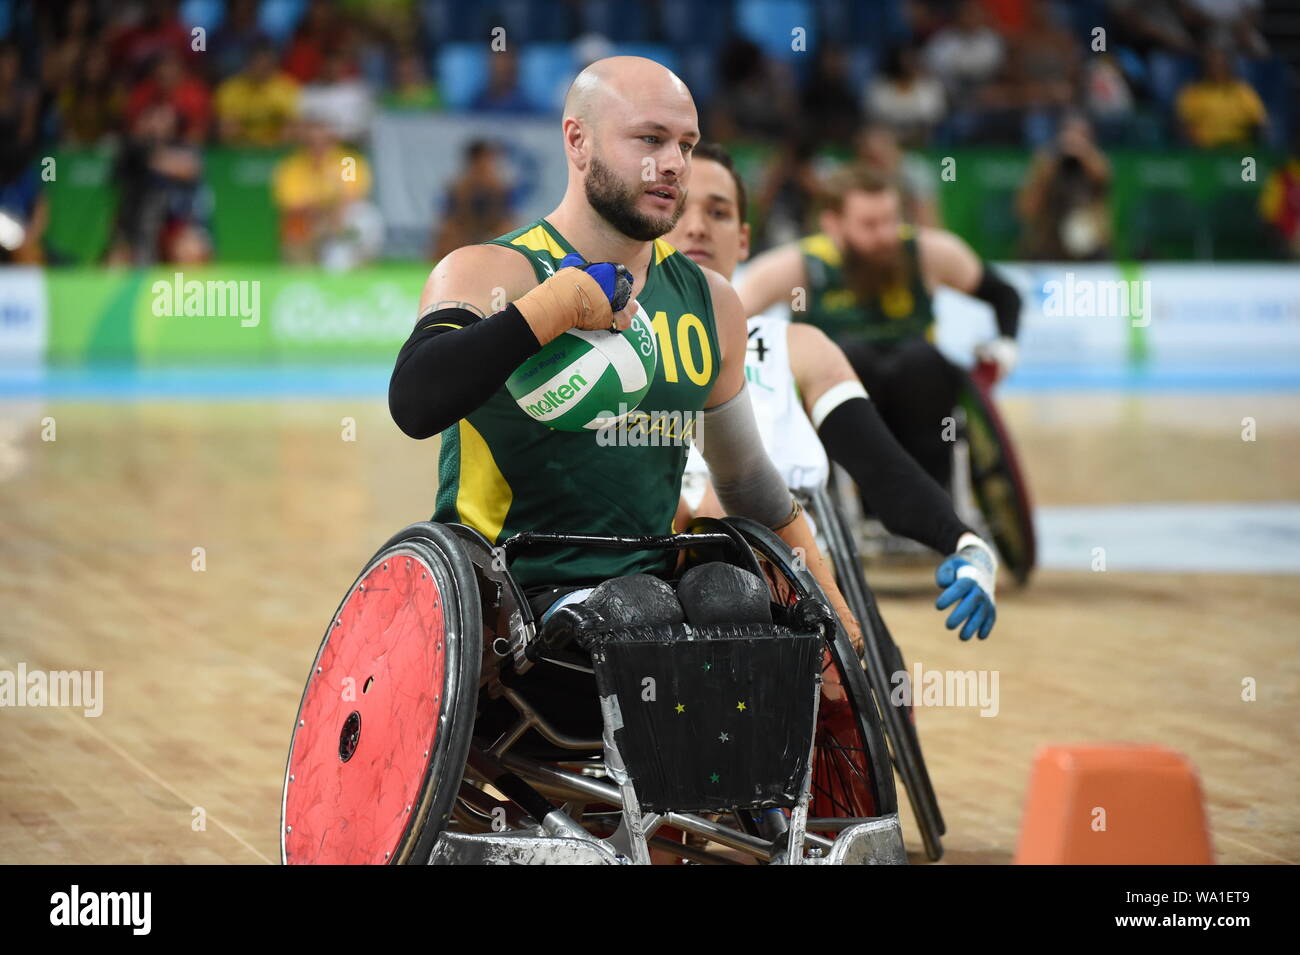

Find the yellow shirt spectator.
xmin=272 ymin=146 xmax=372 ymax=211
xmin=1176 ymin=79 xmax=1266 ymax=148
xmin=272 ymin=142 xmax=374 ymax=261
xmin=216 ymin=72 xmax=301 ymax=146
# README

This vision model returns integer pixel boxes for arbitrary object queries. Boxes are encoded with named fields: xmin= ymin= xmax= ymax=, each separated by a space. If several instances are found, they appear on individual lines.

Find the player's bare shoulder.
xmin=690 ymin=263 xmax=746 ymax=405
xmin=699 ymin=264 xmax=746 ymax=350
xmin=421 ymin=243 xmax=539 ymax=317
xmin=785 ymin=319 xmax=836 ymax=355
xmin=916 ymin=227 xmax=981 ymax=293
xmin=735 ymin=242 xmax=807 ymax=317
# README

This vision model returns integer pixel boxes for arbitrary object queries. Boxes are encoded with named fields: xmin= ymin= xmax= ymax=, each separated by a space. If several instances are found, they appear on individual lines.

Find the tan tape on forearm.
xmin=513 ymin=268 xmax=610 ymax=345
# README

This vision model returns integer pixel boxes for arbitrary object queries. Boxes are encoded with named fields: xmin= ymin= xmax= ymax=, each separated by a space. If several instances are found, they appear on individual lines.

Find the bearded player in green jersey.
xmin=670 ymin=145 xmax=998 ymax=640
xmin=737 ymin=164 xmax=1023 ymax=494
xmin=389 ymin=56 xmax=866 ymax=646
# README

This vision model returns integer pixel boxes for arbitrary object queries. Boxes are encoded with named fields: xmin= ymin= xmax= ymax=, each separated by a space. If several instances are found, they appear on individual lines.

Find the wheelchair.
xmin=838 ymin=358 xmax=1037 ymax=587
xmin=279 ymin=516 xmax=916 ymax=865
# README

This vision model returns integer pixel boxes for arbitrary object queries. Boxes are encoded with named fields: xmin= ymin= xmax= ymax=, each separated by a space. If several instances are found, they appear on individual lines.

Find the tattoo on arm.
xmin=420 ymin=300 xmax=487 ymax=321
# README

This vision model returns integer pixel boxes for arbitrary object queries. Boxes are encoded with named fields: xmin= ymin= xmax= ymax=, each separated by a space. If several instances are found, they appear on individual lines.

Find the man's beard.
xmin=585 ymin=154 xmax=683 ymax=242
xmin=841 ymin=239 xmax=908 ymax=302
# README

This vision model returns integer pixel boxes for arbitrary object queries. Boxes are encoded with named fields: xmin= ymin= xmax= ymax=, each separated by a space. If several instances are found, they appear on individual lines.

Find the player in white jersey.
xmin=667 ymin=144 xmax=999 ymax=641
xmin=682 ymin=309 xmax=831 ymax=503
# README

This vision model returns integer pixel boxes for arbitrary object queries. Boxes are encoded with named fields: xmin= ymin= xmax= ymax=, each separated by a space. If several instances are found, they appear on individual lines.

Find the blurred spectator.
xmin=710 ymin=38 xmax=799 ymax=143
xmin=283 ymin=0 xmax=345 ymax=84
xmin=1259 ymin=139 xmax=1300 ymax=258
xmin=126 ymin=50 xmax=212 ymax=145
xmin=106 ymin=102 xmax=210 ymax=265
xmin=299 ymin=50 xmax=374 ymax=144
xmin=431 ymin=140 xmax=517 ymax=260
xmin=906 ymin=0 xmax=961 ymax=42
xmin=1001 ymin=0 xmax=1079 ymax=144
xmin=1083 ymin=54 xmax=1135 ymax=124
xmin=339 ymin=0 xmax=420 ymax=48
xmin=48 ymin=0 xmax=98 ymax=54
xmin=574 ymin=33 xmax=617 ymax=71
xmin=866 ymin=44 xmax=946 ymax=148
xmin=801 ymin=45 xmax=863 ymax=148
xmin=1175 ymin=45 xmax=1266 ymax=147
xmin=1017 ymin=114 xmax=1112 ymax=259
xmin=922 ymin=2 xmax=1005 ymax=96
xmin=337 ymin=19 xmax=390 ymax=92
xmin=56 ymin=44 xmax=122 ymax=145
xmin=42 ymin=0 xmax=100 ymax=116
xmin=981 ymin=0 xmax=1030 ymax=34
xmin=382 ymin=48 xmax=441 ymax=111
xmin=854 ymin=124 xmax=941 ymax=228
xmin=755 ymin=137 xmax=821 ymax=247
xmin=106 ymin=0 xmax=196 ymax=77
xmin=209 ymin=0 xmax=271 ymax=82
xmin=271 ymin=114 xmax=381 ymax=268
xmin=472 ymin=50 xmax=536 ymax=115
xmin=0 ymin=158 xmax=50 ymax=265
xmin=0 ymin=42 xmax=40 ymax=161
xmin=216 ymin=43 xmax=300 ymax=146
xmin=1106 ymin=0 xmax=1198 ymax=57
xmin=1183 ymin=0 xmax=1267 ymax=58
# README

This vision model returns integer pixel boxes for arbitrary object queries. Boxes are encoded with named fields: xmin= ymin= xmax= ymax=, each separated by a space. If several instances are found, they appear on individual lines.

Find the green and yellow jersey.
xmin=433 ymin=218 xmax=722 ymax=588
xmin=796 ymin=227 xmax=935 ymax=346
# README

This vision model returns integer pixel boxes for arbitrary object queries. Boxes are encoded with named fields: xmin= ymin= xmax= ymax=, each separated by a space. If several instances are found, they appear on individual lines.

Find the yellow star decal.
xmin=675 ymin=703 xmax=685 ymax=714
xmin=736 ymin=701 xmax=746 ymax=712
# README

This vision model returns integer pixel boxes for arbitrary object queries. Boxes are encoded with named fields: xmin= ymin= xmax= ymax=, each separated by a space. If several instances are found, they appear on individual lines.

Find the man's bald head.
xmin=559 ymin=56 xmax=699 ymax=242
xmin=563 ymin=56 xmax=696 ymax=128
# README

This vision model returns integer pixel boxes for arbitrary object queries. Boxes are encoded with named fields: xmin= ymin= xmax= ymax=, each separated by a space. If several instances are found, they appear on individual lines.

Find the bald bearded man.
xmin=388 ymin=57 xmax=862 ymax=642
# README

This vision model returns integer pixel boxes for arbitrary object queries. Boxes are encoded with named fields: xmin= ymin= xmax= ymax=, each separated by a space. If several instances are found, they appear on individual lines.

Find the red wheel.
xmin=810 ymin=647 xmax=878 ymax=827
xmin=281 ymin=525 xmax=480 ymax=864
xmin=742 ymin=523 xmax=894 ymax=832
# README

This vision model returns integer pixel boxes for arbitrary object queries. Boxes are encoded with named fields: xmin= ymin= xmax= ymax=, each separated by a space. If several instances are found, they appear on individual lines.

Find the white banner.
xmin=931 ymin=263 xmax=1300 ymax=384
xmin=0 ymin=266 xmax=48 ymax=363
xmin=371 ymin=112 xmax=569 ymax=260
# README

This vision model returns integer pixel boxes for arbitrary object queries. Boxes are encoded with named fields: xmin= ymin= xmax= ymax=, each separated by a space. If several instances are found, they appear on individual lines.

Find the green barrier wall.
xmin=47 ymin=146 xmax=293 ymax=265
xmin=45 ymin=148 xmax=116 ymax=265
xmin=46 ymin=265 xmax=428 ymax=364
xmin=908 ymin=148 xmax=1279 ymax=261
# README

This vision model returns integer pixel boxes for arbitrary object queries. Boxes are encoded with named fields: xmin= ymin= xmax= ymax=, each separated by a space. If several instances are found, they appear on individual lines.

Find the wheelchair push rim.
xmin=281 ymin=526 xmax=480 ymax=864
xmin=959 ymin=361 xmax=1037 ymax=585
xmin=724 ymin=518 xmax=898 ymax=828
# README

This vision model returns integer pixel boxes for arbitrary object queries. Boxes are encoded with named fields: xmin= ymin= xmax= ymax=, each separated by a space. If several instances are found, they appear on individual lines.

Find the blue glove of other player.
xmin=935 ymin=533 xmax=998 ymax=641
xmin=559 ymin=252 xmax=634 ymax=313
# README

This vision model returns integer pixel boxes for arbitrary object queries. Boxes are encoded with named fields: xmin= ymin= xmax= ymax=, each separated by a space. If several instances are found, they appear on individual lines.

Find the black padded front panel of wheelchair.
xmin=587 ymin=623 xmax=822 ymax=814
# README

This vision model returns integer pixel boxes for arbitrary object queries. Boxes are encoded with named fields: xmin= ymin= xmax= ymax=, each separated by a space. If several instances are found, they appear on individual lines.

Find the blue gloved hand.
xmin=935 ymin=533 xmax=998 ymax=641
xmin=559 ymin=252 xmax=634 ymax=312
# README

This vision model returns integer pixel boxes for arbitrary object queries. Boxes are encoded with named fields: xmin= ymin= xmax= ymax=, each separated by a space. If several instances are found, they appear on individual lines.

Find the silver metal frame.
xmin=430 ymin=657 xmax=906 ymax=865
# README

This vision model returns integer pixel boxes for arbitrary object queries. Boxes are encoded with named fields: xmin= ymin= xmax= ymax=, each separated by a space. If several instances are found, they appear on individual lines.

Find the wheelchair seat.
xmin=480 ymin=567 xmax=826 ymax=767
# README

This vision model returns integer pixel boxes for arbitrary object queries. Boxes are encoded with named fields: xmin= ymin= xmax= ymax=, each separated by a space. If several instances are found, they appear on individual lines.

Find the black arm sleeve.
xmin=972 ymin=264 xmax=1022 ymax=339
xmin=388 ymin=304 xmax=541 ymax=439
xmin=817 ymin=396 xmax=972 ymax=554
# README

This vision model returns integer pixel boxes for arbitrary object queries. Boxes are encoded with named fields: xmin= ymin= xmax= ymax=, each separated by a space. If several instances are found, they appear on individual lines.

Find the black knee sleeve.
xmin=584 ymin=574 xmax=684 ymax=627
xmin=676 ymin=562 xmax=772 ymax=627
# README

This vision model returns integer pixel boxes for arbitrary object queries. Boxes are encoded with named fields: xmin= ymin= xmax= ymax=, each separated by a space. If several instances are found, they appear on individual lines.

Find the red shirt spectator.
xmin=127 ymin=51 xmax=212 ymax=144
xmin=282 ymin=0 xmax=345 ymax=84
xmin=106 ymin=0 xmax=197 ymax=76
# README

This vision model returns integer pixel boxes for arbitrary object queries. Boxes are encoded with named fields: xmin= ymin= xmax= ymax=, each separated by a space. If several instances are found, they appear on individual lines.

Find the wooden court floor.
xmin=0 ymin=394 xmax=1295 ymax=864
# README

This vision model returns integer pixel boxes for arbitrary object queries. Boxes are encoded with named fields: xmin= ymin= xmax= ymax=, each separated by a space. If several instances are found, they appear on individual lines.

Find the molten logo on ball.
xmin=506 ymin=304 xmax=659 ymax=432
xmin=523 ymin=373 xmax=589 ymax=419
